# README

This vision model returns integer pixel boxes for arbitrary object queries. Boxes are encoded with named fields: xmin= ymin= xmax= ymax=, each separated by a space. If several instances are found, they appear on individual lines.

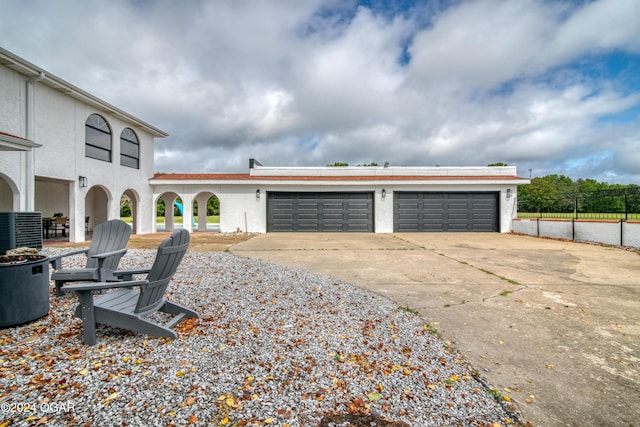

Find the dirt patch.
xmin=128 ymin=232 xmax=256 ymax=251
xmin=46 ymin=232 xmax=256 ymax=252
xmin=320 ymin=414 xmax=410 ymax=426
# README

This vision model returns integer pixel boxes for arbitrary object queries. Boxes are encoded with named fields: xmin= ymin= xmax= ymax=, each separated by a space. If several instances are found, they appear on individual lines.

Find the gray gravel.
xmin=1 ymin=248 xmax=520 ymax=426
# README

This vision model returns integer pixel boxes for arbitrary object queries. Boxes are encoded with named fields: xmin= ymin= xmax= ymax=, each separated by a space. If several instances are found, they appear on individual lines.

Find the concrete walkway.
xmin=230 ymin=232 xmax=640 ymax=427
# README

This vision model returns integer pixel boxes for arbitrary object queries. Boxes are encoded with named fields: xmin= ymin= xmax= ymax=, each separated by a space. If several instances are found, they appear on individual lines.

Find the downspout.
xmin=25 ymin=72 xmax=45 ymax=211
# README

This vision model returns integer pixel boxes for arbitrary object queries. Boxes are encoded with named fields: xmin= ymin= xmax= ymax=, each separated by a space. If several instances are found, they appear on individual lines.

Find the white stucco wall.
xmin=575 ymin=221 xmax=623 ymax=246
xmin=251 ymin=164 xmax=521 ymax=178
xmin=153 ymin=181 xmax=521 ymax=234
xmin=1 ymin=54 xmax=161 ymax=242
xmin=622 ymin=222 xmax=640 ymax=247
xmin=512 ymin=219 xmax=640 ymax=248
xmin=153 ymin=184 xmax=259 ymax=234
xmin=0 ymin=65 xmax=30 ymax=212
xmin=0 ymin=64 xmax=23 ymax=136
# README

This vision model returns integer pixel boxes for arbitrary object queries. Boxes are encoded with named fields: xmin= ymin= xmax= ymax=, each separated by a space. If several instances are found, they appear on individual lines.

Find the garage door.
xmin=267 ymin=192 xmax=373 ymax=232
xmin=394 ymin=192 xmax=498 ymax=232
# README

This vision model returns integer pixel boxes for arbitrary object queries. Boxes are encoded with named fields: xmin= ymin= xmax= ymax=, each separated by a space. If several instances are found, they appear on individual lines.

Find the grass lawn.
xmin=121 ymin=216 xmax=220 ymax=225
xmin=518 ymin=212 xmax=640 ymax=220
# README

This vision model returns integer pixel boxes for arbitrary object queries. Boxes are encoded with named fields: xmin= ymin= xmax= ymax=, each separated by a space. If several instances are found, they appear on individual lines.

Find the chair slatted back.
xmin=85 ymin=220 xmax=132 ymax=270
xmin=135 ymin=229 xmax=190 ymax=315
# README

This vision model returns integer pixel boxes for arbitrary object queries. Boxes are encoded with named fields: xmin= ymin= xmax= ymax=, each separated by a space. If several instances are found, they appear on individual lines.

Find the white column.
xmin=197 ymin=194 xmax=208 ymax=231
xmin=165 ymin=195 xmax=176 ymax=231
xmin=69 ymin=181 xmax=86 ymax=243
xmin=181 ymin=194 xmax=194 ymax=233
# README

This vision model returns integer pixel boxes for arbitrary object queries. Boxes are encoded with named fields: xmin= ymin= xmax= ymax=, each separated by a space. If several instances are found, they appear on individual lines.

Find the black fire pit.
xmin=0 ymin=254 xmax=50 ymax=327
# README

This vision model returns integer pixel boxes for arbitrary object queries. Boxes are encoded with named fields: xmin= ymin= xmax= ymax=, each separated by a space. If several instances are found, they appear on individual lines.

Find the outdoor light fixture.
xmin=381 ymin=189 xmax=386 ymax=200
xmin=506 ymin=189 xmax=512 ymax=200
xmin=256 ymin=189 xmax=260 ymax=201
xmin=79 ymin=176 xmax=88 ymax=188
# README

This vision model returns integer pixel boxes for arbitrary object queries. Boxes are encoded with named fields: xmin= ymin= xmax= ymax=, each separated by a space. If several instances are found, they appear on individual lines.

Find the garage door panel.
xmin=268 ymin=192 xmax=373 ymax=232
xmin=394 ymin=192 xmax=498 ymax=232
xmin=298 ymin=225 xmax=319 ymax=232
xmin=298 ymin=214 xmax=319 ymax=221
xmin=347 ymin=213 xmax=369 ymax=219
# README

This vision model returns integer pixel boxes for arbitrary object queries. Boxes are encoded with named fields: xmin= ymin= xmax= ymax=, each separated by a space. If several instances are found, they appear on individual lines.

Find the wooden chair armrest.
xmin=92 ymin=248 xmax=128 ymax=281
xmin=115 ymin=268 xmax=151 ymax=281
xmin=63 ymin=279 xmax=148 ymax=292
xmin=48 ymin=249 xmax=89 ymax=269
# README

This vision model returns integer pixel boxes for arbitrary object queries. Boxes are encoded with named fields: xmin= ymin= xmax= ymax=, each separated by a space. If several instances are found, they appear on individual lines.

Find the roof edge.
xmin=0 ymin=47 xmax=168 ymax=138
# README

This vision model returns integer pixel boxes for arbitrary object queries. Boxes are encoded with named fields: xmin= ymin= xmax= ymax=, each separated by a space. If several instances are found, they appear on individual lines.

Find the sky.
xmin=1 ymin=0 xmax=639 ymax=183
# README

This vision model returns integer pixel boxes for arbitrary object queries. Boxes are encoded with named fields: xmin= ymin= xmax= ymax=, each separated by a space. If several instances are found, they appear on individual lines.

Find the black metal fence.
xmin=518 ymin=187 xmax=640 ymax=220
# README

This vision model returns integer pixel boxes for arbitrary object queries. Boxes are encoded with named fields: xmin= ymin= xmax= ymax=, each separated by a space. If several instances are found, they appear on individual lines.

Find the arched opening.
xmin=85 ymin=186 xmax=110 ymax=234
xmin=193 ymin=192 xmax=220 ymax=232
xmin=0 ymin=173 xmax=18 ymax=211
xmin=156 ymin=192 xmax=179 ymax=231
xmin=120 ymin=189 xmax=139 ymax=234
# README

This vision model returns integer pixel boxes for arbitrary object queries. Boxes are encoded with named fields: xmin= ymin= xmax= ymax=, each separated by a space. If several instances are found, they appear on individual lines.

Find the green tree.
xmin=518 ymin=177 xmax=559 ymax=211
xmin=120 ymin=195 xmax=132 ymax=217
xmin=156 ymin=198 xmax=165 ymax=217
xmin=207 ymin=195 xmax=220 ymax=215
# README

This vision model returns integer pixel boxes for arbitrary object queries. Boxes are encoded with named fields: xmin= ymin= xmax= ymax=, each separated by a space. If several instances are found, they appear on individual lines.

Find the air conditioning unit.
xmin=0 ymin=212 xmax=43 ymax=254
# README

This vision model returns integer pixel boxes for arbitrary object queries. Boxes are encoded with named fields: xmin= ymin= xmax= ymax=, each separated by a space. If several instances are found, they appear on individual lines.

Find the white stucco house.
xmin=151 ymin=159 xmax=529 ymax=234
xmin=0 ymin=47 xmax=167 ymax=243
xmin=1 ymin=47 xmax=529 ymax=244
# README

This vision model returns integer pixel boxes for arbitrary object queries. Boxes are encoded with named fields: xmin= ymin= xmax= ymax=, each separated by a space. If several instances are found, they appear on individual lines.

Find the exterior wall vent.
xmin=0 ymin=212 xmax=43 ymax=253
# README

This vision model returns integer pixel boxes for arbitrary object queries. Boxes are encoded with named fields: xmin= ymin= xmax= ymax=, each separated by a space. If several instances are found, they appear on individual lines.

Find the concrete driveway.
xmin=230 ymin=232 xmax=640 ymax=427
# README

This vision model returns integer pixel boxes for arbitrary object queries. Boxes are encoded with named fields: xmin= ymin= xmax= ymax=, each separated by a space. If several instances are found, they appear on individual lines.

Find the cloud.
xmin=1 ymin=0 xmax=639 ymax=183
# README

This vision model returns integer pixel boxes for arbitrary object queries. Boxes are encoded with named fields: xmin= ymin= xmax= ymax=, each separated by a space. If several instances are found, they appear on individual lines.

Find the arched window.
xmin=85 ymin=114 xmax=112 ymax=162
xmin=120 ymin=128 xmax=140 ymax=169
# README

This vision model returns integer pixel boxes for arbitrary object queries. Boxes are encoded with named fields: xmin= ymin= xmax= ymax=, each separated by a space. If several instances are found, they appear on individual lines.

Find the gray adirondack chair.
xmin=63 ymin=229 xmax=198 ymax=345
xmin=49 ymin=219 xmax=132 ymax=296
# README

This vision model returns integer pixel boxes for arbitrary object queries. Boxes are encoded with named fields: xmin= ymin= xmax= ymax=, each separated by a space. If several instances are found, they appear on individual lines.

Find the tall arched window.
xmin=85 ymin=114 xmax=112 ymax=162
xmin=120 ymin=128 xmax=140 ymax=169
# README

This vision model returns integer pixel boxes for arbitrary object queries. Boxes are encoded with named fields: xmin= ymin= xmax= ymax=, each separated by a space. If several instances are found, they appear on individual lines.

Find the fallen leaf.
xmin=367 ymin=391 xmax=382 ymax=401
